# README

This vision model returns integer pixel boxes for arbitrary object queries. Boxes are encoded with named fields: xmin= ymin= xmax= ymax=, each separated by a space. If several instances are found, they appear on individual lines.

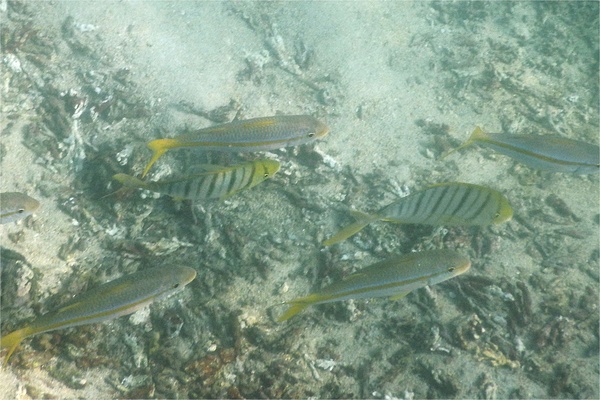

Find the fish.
xmin=445 ymin=126 xmax=600 ymax=174
xmin=0 ymin=192 xmax=40 ymax=224
xmin=142 ymin=115 xmax=328 ymax=177
xmin=278 ymin=249 xmax=471 ymax=321
xmin=323 ymin=182 xmax=512 ymax=246
xmin=1 ymin=265 xmax=196 ymax=365
xmin=114 ymin=159 xmax=280 ymax=201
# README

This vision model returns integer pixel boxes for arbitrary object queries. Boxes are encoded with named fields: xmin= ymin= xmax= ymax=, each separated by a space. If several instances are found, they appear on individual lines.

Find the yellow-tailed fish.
xmin=1 ymin=265 xmax=196 ymax=365
xmin=0 ymin=192 xmax=40 ymax=224
xmin=324 ymin=182 xmax=512 ymax=246
xmin=143 ymin=115 xmax=328 ymax=177
xmin=278 ymin=249 xmax=471 ymax=321
xmin=445 ymin=126 xmax=599 ymax=174
xmin=115 ymin=159 xmax=280 ymax=201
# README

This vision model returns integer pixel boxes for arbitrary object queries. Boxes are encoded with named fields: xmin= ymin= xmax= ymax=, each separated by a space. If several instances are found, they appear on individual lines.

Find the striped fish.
xmin=446 ymin=126 xmax=599 ymax=174
xmin=0 ymin=192 xmax=40 ymax=224
xmin=1 ymin=265 xmax=196 ymax=365
xmin=323 ymin=182 xmax=512 ymax=246
xmin=114 ymin=159 xmax=280 ymax=201
xmin=143 ymin=115 xmax=328 ymax=177
xmin=278 ymin=249 xmax=470 ymax=321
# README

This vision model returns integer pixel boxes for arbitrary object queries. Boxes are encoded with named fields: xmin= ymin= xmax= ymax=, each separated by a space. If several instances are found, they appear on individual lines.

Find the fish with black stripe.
xmin=324 ymin=182 xmax=513 ymax=246
xmin=113 ymin=159 xmax=280 ymax=201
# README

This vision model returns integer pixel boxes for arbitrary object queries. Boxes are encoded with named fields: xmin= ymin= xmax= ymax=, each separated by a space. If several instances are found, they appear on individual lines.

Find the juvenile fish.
xmin=446 ymin=126 xmax=599 ymax=174
xmin=324 ymin=182 xmax=512 ymax=246
xmin=115 ymin=159 xmax=280 ymax=201
xmin=0 ymin=192 xmax=40 ymax=224
xmin=1 ymin=265 xmax=196 ymax=365
xmin=278 ymin=249 xmax=470 ymax=321
xmin=143 ymin=115 xmax=328 ymax=177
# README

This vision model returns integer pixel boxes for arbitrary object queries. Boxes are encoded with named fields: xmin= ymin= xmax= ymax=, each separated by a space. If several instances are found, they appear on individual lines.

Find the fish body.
xmin=115 ymin=159 xmax=280 ymax=201
xmin=1 ymin=265 xmax=196 ymax=365
xmin=143 ymin=115 xmax=328 ymax=177
xmin=278 ymin=250 xmax=471 ymax=321
xmin=379 ymin=182 xmax=512 ymax=225
xmin=324 ymin=182 xmax=512 ymax=246
xmin=0 ymin=192 xmax=40 ymax=224
xmin=449 ymin=126 xmax=599 ymax=174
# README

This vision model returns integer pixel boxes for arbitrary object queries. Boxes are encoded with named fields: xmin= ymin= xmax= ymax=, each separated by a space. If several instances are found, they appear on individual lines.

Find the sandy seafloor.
xmin=0 ymin=1 xmax=598 ymax=398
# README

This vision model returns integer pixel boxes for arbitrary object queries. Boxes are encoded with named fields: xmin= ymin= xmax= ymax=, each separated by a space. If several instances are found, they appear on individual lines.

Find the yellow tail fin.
xmin=142 ymin=138 xmax=180 ymax=178
xmin=322 ymin=212 xmax=379 ymax=246
xmin=277 ymin=293 xmax=332 ymax=322
xmin=440 ymin=126 xmax=487 ymax=160
xmin=1 ymin=326 xmax=34 ymax=366
xmin=277 ymin=302 xmax=311 ymax=322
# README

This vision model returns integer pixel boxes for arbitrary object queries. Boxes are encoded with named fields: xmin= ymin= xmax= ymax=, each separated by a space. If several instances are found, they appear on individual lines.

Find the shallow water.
xmin=1 ymin=1 xmax=598 ymax=398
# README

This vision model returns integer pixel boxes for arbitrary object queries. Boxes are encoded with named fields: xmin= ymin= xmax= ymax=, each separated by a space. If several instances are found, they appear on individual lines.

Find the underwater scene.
xmin=1 ymin=1 xmax=598 ymax=398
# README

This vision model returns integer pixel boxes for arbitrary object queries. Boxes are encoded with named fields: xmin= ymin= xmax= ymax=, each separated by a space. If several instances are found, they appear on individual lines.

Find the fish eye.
xmin=172 ymin=283 xmax=180 ymax=289
xmin=447 ymin=267 xmax=455 ymax=272
xmin=264 ymin=173 xmax=269 ymax=178
xmin=17 ymin=208 xmax=25 ymax=214
xmin=308 ymin=132 xmax=315 ymax=138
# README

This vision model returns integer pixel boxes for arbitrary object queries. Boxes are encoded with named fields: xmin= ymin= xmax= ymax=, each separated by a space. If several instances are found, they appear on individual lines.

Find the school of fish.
xmin=1 ymin=114 xmax=328 ymax=363
xmin=2 ymin=108 xmax=598 ymax=366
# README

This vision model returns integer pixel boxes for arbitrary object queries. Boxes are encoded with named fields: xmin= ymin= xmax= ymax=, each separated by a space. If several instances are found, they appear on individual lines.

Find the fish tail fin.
xmin=277 ymin=302 xmax=311 ymax=322
xmin=1 ymin=326 xmax=34 ymax=366
xmin=470 ymin=126 xmax=488 ymax=140
xmin=323 ymin=212 xmax=379 ymax=246
xmin=277 ymin=293 xmax=323 ymax=322
xmin=277 ymin=293 xmax=331 ymax=322
xmin=142 ymin=138 xmax=180 ymax=178
xmin=112 ymin=173 xmax=149 ymax=190
xmin=440 ymin=126 xmax=486 ymax=160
